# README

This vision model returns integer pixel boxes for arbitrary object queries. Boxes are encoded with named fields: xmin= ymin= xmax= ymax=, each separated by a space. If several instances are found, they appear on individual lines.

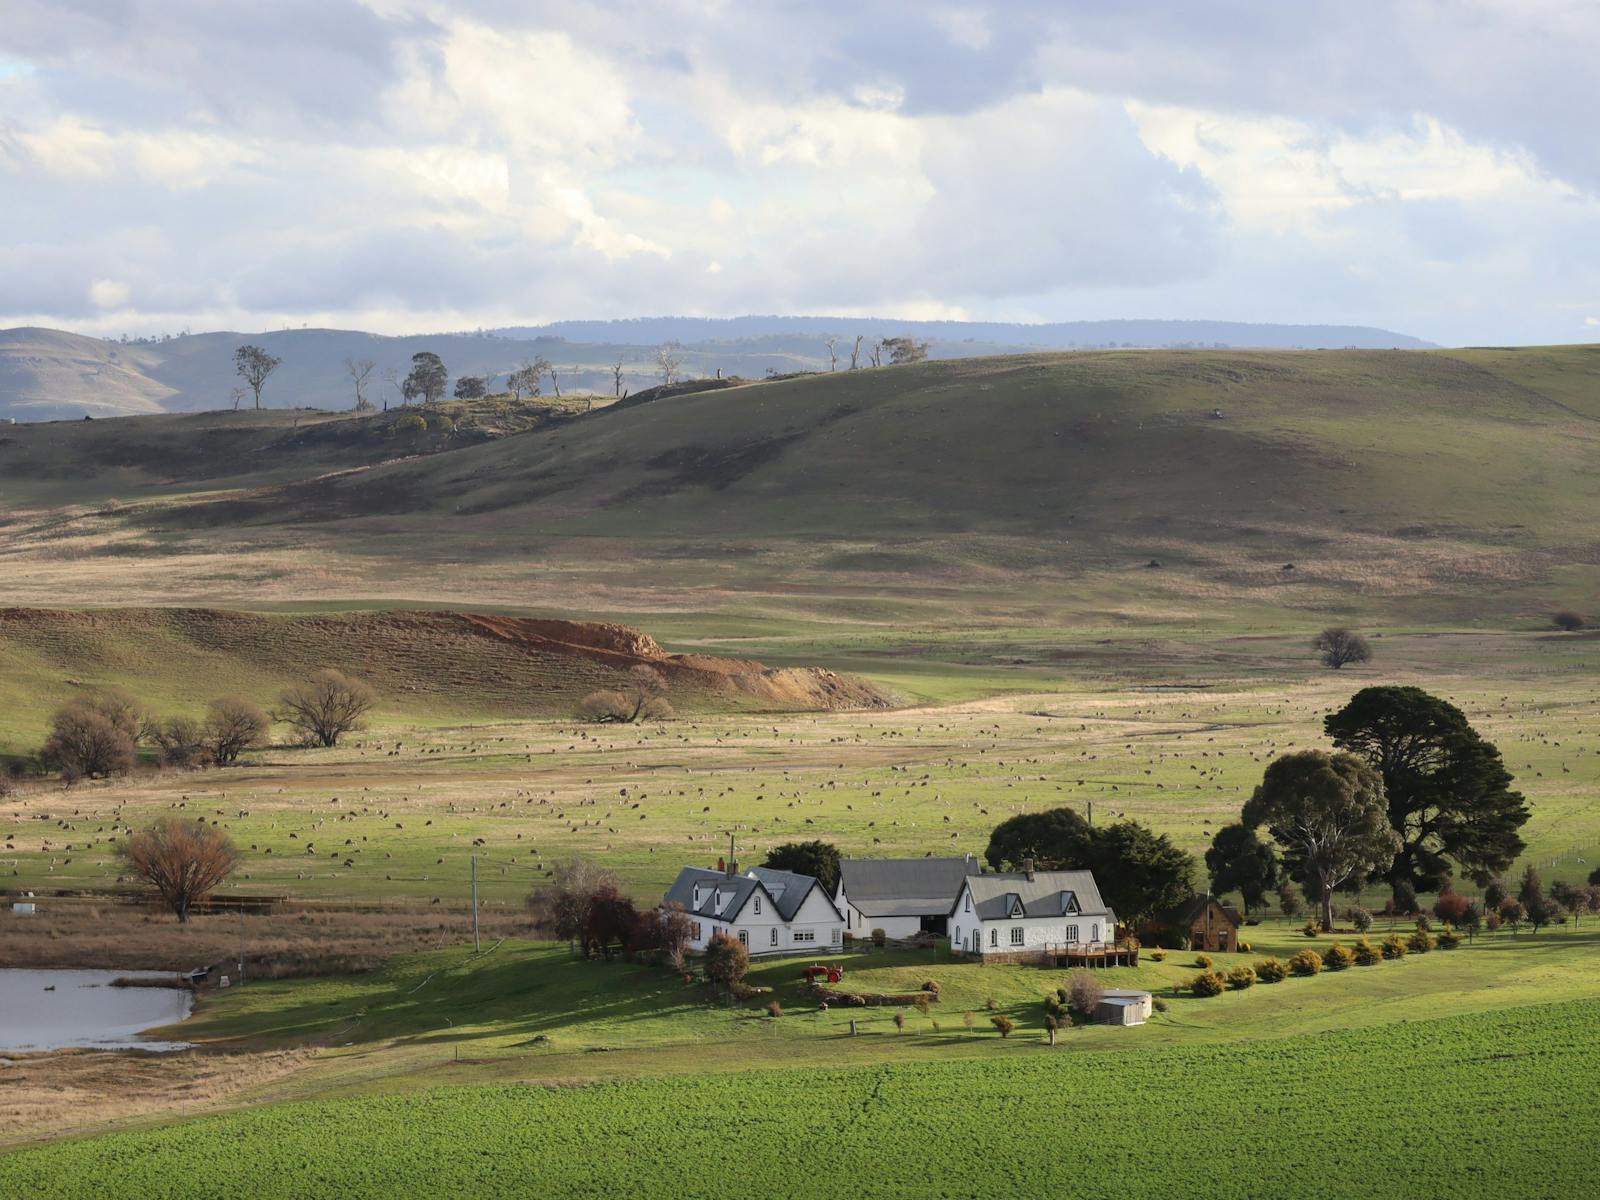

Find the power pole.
xmin=471 ymin=855 xmax=481 ymax=953
xmin=238 ymin=906 xmax=246 ymax=985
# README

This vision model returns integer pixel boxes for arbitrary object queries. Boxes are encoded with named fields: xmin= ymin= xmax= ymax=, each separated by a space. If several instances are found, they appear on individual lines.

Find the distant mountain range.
xmin=0 ymin=317 xmax=1433 ymax=422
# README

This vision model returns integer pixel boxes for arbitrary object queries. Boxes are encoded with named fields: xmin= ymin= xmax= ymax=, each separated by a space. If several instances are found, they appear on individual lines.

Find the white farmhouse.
xmin=948 ymin=866 xmax=1117 ymax=963
xmin=835 ymin=855 xmax=979 ymax=940
xmin=664 ymin=864 xmax=845 ymax=957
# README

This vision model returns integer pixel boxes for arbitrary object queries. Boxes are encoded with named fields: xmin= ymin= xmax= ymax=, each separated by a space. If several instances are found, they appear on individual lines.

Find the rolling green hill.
xmin=5 ymin=345 xmax=1600 ymax=630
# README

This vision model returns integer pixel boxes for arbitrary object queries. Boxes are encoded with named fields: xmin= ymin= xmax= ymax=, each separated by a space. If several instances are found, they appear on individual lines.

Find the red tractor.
xmin=802 ymin=964 xmax=845 ymax=984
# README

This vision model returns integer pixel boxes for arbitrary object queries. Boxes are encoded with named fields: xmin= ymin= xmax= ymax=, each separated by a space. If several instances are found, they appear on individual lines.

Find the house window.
xmin=754 ymin=895 xmax=762 ymax=915
xmin=692 ymin=884 xmax=701 ymax=906
xmin=692 ymin=922 xmax=702 ymax=940
xmin=1066 ymin=924 xmax=1079 ymax=945
xmin=770 ymin=927 xmax=778 ymax=946
xmin=1091 ymin=924 xmax=1100 ymax=943
xmin=964 ymin=893 xmax=972 ymax=912
xmin=989 ymin=928 xmax=997 ymax=947
xmin=1010 ymin=927 xmax=1024 ymax=946
xmin=831 ymin=929 xmax=841 ymax=943
xmin=738 ymin=930 xmax=748 ymax=947
xmin=794 ymin=929 xmax=816 ymax=943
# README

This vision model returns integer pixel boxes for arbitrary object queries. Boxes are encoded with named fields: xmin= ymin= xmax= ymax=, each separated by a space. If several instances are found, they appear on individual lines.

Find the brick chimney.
xmin=1022 ymin=857 xmax=1035 ymax=882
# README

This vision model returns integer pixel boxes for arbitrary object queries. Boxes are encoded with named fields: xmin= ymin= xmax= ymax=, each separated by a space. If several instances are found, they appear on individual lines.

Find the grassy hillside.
xmin=7 ymin=345 xmax=1587 ymax=624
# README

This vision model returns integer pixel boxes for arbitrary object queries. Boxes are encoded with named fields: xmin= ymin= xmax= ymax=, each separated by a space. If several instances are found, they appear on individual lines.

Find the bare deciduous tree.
xmin=234 ymin=344 xmax=281 ymax=410
xmin=344 ymin=357 xmax=376 ymax=412
xmin=205 ymin=696 xmax=270 ymax=765
xmin=545 ymin=362 xmax=562 ymax=398
xmin=825 ymin=336 xmax=839 ymax=371
xmin=151 ymin=716 xmax=206 ymax=768
xmin=612 ymin=355 xmax=626 ymax=396
xmin=577 ymin=665 xmax=673 ymax=724
xmin=42 ymin=703 xmax=136 ymax=781
xmin=278 ymin=670 xmax=376 ymax=748
xmin=118 ymin=816 xmax=239 ymax=922
xmin=850 ymin=335 xmax=863 ymax=370
xmin=655 ymin=343 xmax=682 ymax=386
xmin=869 ymin=340 xmax=883 ymax=368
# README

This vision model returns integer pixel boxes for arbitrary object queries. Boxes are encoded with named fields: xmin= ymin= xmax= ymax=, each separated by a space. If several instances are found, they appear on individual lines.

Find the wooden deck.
xmin=1049 ymin=944 xmax=1140 ymax=968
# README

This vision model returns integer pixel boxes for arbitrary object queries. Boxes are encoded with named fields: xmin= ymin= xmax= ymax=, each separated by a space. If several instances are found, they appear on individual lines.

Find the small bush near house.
xmin=1289 ymin=949 xmax=1323 ymax=976
xmin=1437 ymin=927 xmax=1462 ymax=950
xmin=1151 ymin=997 xmax=1169 ymax=1013
xmin=1068 ymin=970 xmax=1105 ymax=1022
xmin=1228 ymin=965 xmax=1256 ymax=990
xmin=1408 ymin=929 xmax=1436 ymax=954
xmin=1255 ymin=958 xmax=1289 ymax=983
xmin=1353 ymin=937 xmax=1381 ymax=966
xmin=990 ymin=1015 xmax=1015 ymax=1038
xmin=1323 ymin=942 xmax=1355 ymax=971
xmin=1415 ymin=915 xmax=1432 ymax=933
xmin=1237 ymin=941 xmax=1253 ymax=953
xmin=1382 ymin=934 xmax=1409 ymax=960
xmin=1194 ymin=953 xmax=1213 ymax=969
xmin=766 ymin=1000 xmax=782 ymax=1018
xmin=1301 ymin=921 xmax=1319 ymax=938
xmin=871 ymin=928 xmax=887 ymax=948
xmin=1149 ymin=950 xmax=1167 ymax=962
xmin=1190 ymin=971 xmax=1227 ymax=998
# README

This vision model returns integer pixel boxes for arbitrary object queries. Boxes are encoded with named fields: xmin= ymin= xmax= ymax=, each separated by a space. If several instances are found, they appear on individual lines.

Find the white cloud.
xmin=88 ymin=278 xmax=129 ymax=309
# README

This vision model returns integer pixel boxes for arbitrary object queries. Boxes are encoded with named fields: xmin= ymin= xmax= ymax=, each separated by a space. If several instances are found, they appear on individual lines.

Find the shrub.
xmin=41 ymin=703 xmax=136 ymax=781
xmin=1227 ymin=965 xmax=1256 ymax=990
xmin=1067 ymin=970 xmax=1105 ymax=1021
xmin=1437 ymin=926 xmax=1461 ymax=950
xmin=1254 ymin=957 xmax=1289 ymax=983
xmin=870 ymin=928 xmax=887 ymax=948
xmin=1288 ymin=949 xmax=1323 ymax=976
xmin=1149 ymin=950 xmax=1167 ymax=963
xmin=913 ymin=994 xmax=932 ymax=1016
xmin=921 ymin=980 xmax=941 ymax=995
xmin=1322 ymin=942 xmax=1355 ymax=971
xmin=1414 ymin=914 xmax=1432 ymax=933
xmin=1194 ymin=953 xmax=1213 ymax=969
xmin=990 ymin=1014 xmax=1015 ymax=1038
xmin=984 ymin=997 xmax=999 ymax=1011
xmin=703 ymin=932 xmax=750 ymax=992
xmin=1236 ymin=940 xmax=1253 ymax=954
xmin=1301 ymin=921 xmax=1319 ymax=938
xmin=766 ymin=1000 xmax=782 ymax=1018
xmin=1152 ymin=997 xmax=1169 ymax=1013
xmin=392 ymin=412 xmax=427 ymax=435
xmin=1190 ymin=970 xmax=1227 ymax=997
xmin=893 ymin=1010 xmax=906 ymax=1032
xmin=1408 ymin=929 xmax=1435 ymax=954
xmin=1352 ymin=937 xmax=1381 ymax=966
xmin=1350 ymin=907 xmax=1374 ymax=933
xmin=1381 ymin=933 xmax=1408 ymax=960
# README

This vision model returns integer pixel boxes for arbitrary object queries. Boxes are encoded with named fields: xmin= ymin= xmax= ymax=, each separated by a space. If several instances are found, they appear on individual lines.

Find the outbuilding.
xmin=1146 ymin=895 xmax=1242 ymax=953
xmin=1095 ymin=989 xmax=1153 ymax=1026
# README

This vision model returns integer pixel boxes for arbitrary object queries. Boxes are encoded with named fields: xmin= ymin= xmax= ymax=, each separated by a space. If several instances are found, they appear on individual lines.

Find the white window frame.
xmin=831 ymin=929 xmax=841 ymax=943
xmin=989 ymin=928 xmax=998 ymax=947
xmin=754 ymin=894 xmax=762 ymax=915
xmin=964 ymin=893 xmax=972 ymax=912
xmin=770 ymin=927 xmax=778 ymax=946
xmin=738 ymin=929 xmax=748 ymax=947
xmin=1066 ymin=924 xmax=1079 ymax=945
xmin=793 ymin=928 xmax=816 ymax=943
xmin=1010 ymin=926 xmax=1024 ymax=946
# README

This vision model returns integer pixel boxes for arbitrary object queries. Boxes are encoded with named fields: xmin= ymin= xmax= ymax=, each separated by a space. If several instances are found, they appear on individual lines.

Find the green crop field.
xmin=3 ymin=991 xmax=1596 ymax=1199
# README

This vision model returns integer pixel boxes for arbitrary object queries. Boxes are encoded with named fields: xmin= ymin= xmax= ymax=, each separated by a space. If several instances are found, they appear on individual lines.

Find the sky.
xmin=1 ymin=1 xmax=1597 ymax=346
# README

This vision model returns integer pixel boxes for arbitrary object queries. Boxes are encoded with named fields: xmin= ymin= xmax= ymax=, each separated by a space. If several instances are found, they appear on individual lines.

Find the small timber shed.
xmin=1095 ymin=989 xmax=1153 ymax=1026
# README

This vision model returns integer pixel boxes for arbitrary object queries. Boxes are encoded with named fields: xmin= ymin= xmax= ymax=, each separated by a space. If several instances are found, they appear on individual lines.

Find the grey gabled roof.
xmin=838 ymin=856 xmax=979 ymax=916
xmin=663 ymin=865 xmax=839 ymax=924
xmin=953 ymin=870 xmax=1114 ymax=923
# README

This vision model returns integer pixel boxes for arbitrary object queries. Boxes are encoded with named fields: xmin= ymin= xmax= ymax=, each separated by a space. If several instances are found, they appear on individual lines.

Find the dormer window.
xmin=1008 ymin=896 xmax=1025 ymax=918
xmin=692 ymin=884 xmax=702 ymax=907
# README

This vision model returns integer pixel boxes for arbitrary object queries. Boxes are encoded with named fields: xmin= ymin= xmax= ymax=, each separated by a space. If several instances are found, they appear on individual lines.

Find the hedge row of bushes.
xmin=1189 ymin=925 xmax=1460 ymax=997
xmin=810 ymin=984 xmax=939 ymax=1007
